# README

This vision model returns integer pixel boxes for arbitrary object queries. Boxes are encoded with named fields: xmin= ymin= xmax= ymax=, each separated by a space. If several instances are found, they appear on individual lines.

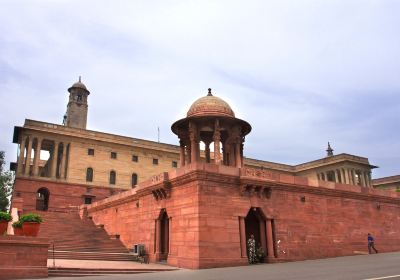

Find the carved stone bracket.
xmin=240 ymin=184 xmax=272 ymax=199
xmin=152 ymin=185 xmax=171 ymax=201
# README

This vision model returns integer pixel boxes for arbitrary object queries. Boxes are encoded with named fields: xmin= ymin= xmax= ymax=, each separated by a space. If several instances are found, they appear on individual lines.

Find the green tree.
xmin=0 ymin=151 xmax=13 ymax=211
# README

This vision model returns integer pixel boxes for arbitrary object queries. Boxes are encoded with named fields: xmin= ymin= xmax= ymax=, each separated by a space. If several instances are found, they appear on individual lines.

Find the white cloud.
xmin=0 ymin=0 xmax=399 ymax=178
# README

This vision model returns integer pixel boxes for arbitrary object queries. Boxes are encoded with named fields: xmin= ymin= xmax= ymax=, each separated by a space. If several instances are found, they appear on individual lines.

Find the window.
xmin=86 ymin=168 xmax=93 ymax=182
xmin=88 ymin=149 xmax=94 ymax=156
xmin=131 ymin=173 xmax=138 ymax=187
xmin=111 ymin=152 xmax=117 ymax=159
xmin=77 ymin=94 xmax=82 ymax=102
xmin=172 ymin=161 xmax=177 ymax=168
xmin=132 ymin=155 xmax=138 ymax=162
xmin=109 ymin=171 xmax=116 ymax=185
xmin=153 ymin=158 xmax=158 ymax=165
xmin=84 ymin=197 xmax=92 ymax=204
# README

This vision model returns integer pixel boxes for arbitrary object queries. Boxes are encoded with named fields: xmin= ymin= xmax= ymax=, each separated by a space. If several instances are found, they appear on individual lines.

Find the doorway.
xmin=36 ymin=188 xmax=50 ymax=211
xmin=245 ymin=207 xmax=267 ymax=261
xmin=158 ymin=210 xmax=169 ymax=261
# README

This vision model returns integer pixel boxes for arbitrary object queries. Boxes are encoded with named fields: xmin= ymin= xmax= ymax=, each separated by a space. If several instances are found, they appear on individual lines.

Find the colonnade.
xmin=16 ymin=134 xmax=70 ymax=179
xmin=317 ymin=168 xmax=372 ymax=187
xmin=178 ymin=119 xmax=244 ymax=168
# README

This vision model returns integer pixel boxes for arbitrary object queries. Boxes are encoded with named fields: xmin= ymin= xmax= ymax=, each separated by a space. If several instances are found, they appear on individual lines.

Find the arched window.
xmin=86 ymin=168 xmax=93 ymax=182
xmin=36 ymin=188 xmax=50 ymax=211
xmin=131 ymin=173 xmax=138 ymax=187
xmin=110 ymin=170 xmax=116 ymax=185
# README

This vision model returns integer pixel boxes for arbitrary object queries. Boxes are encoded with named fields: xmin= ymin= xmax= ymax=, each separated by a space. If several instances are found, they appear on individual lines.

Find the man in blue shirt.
xmin=368 ymin=233 xmax=378 ymax=254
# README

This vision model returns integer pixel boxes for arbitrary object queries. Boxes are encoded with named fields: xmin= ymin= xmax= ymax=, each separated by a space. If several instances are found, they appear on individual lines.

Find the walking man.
xmin=368 ymin=233 xmax=378 ymax=254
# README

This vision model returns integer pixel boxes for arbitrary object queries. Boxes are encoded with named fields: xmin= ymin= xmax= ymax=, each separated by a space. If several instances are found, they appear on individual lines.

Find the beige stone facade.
xmin=10 ymin=80 xmax=388 ymax=195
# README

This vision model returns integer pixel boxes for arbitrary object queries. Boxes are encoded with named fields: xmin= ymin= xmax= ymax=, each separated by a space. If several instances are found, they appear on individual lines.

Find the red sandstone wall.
xmin=12 ymin=177 xmax=125 ymax=213
xmin=196 ymin=178 xmax=400 ymax=263
xmin=89 ymin=180 xmax=203 ymax=268
xmin=86 ymin=167 xmax=400 ymax=269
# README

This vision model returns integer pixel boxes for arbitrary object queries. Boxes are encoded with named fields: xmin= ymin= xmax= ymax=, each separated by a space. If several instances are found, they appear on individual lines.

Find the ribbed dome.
xmin=187 ymin=89 xmax=235 ymax=118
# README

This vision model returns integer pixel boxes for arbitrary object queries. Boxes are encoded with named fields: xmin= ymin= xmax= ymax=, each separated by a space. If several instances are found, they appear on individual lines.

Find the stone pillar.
xmin=359 ymin=171 xmax=365 ymax=187
xmin=186 ymin=145 xmax=191 ymax=164
xmin=344 ymin=169 xmax=349 ymax=184
xmin=335 ymin=170 xmax=340 ymax=183
xmin=367 ymin=172 xmax=372 ymax=187
xmin=179 ymin=140 xmax=185 ymax=167
xmin=164 ymin=218 xmax=169 ymax=255
xmin=266 ymin=219 xmax=275 ymax=258
xmin=323 ymin=172 xmax=328 ymax=181
xmin=60 ymin=143 xmax=68 ymax=179
xmin=349 ymin=169 xmax=354 ymax=185
xmin=17 ymin=136 xmax=27 ymax=175
xmin=205 ymin=142 xmax=211 ymax=163
xmin=213 ymin=120 xmax=221 ymax=165
xmin=24 ymin=137 xmax=33 ymax=176
xmin=190 ymin=138 xmax=197 ymax=164
xmin=155 ymin=218 xmax=161 ymax=258
xmin=259 ymin=220 xmax=267 ymax=260
xmin=33 ymin=137 xmax=42 ymax=176
xmin=229 ymin=143 xmax=235 ymax=167
xmin=235 ymin=142 xmax=242 ymax=168
xmin=168 ymin=217 xmax=172 ymax=255
xmin=364 ymin=171 xmax=369 ymax=187
xmin=239 ymin=217 xmax=247 ymax=258
xmin=340 ymin=169 xmax=345 ymax=183
xmin=189 ymin=122 xmax=197 ymax=164
xmin=50 ymin=141 xmax=59 ymax=178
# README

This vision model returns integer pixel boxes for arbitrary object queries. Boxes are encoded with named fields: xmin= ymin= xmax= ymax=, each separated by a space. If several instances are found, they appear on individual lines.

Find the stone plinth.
xmin=0 ymin=236 xmax=49 ymax=279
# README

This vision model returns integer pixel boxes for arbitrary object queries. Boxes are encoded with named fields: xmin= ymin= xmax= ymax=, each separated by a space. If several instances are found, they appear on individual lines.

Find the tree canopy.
xmin=0 ymin=151 xmax=13 ymax=211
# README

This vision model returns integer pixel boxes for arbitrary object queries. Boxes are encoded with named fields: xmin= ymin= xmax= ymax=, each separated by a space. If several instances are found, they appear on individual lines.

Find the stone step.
xmin=48 ymin=267 xmax=178 ymax=277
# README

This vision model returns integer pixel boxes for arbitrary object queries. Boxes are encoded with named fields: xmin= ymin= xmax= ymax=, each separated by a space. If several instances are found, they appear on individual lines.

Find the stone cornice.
xmin=15 ymin=119 xmax=180 ymax=154
xmin=15 ymin=176 xmax=127 ymax=191
xmin=86 ymin=165 xmax=400 ymax=214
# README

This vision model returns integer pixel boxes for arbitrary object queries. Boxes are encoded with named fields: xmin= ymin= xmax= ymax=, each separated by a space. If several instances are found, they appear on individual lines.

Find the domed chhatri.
xmin=187 ymin=88 xmax=235 ymax=118
xmin=171 ymin=88 xmax=251 ymax=169
xmin=68 ymin=76 xmax=90 ymax=94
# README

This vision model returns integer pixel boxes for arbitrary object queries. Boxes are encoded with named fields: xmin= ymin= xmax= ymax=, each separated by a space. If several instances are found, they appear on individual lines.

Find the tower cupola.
xmin=65 ymin=76 xmax=90 ymax=129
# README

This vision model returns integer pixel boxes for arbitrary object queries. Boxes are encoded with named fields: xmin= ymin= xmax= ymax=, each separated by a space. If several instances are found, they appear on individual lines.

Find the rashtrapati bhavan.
xmin=9 ymin=78 xmax=400 ymax=268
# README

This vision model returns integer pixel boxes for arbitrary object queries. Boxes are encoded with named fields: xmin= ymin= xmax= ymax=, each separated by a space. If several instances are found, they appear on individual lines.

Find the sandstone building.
xmin=10 ymin=79 xmax=400 ymax=269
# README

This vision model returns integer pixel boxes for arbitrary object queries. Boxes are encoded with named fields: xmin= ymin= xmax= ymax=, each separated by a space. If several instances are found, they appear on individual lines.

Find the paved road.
xmin=36 ymin=252 xmax=400 ymax=280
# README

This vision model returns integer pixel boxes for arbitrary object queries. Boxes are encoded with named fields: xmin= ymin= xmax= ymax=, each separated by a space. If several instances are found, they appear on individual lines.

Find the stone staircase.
xmin=48 ymin=267 xmax=177 ymax=277
xmin=36 ymin=211 xmax=135 ymax=261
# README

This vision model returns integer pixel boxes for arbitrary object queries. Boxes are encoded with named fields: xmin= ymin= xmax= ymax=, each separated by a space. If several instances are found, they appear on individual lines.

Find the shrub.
xmin=19 ymin=213 xmax=43 ymax=223
xmin=0 ymin=211 xmax=12 ymax=222
xmin=12 ymin=220 xmax=22 ymax=228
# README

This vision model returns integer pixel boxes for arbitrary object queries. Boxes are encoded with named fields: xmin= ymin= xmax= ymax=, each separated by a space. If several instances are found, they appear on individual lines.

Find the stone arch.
xmin=131 ymin=173 xmax=138 ymax=187
xmin=109 ymin=170 xmax=116 ymax=185
xmin=245 ymin=207 xmax=267 ymax=262
xmin=155 ymin=209 xmax=169 ymax=261
xmin=36 ymin=187 xmax=50 ymax=211
xmin=86 ymin=167 xmax=93 ymax=182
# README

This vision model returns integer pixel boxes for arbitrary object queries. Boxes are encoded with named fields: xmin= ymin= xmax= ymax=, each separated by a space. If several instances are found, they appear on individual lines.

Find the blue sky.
xmin=0 ymin=0 xmax=399 ymax=178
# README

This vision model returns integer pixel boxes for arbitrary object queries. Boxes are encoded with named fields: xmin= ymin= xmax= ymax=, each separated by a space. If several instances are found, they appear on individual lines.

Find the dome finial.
xmin=79 ymin=76 xmax=82 ymax=83
xmin=207 ymin=88 xmax=213 ymax=96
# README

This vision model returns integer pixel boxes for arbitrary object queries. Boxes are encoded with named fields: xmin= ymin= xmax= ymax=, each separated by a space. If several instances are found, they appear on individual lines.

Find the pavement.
xmin=31 ymin=252 xmax=400 ymax=280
